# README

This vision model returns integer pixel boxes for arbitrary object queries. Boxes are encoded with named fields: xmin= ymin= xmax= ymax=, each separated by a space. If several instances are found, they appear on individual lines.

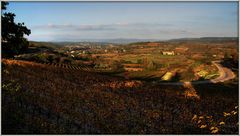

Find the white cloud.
xmin=29 ymin=22 xmax=203 ymax=41
xmin=32 ymin=22 xmax=175 ymax=31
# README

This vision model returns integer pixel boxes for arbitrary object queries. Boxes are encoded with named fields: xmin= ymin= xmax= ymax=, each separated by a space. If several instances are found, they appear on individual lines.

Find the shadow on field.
xmin=192 ymin=81 xmax=238 ymax=99
xmin=129 ymin=74 xmax=162 ymax=81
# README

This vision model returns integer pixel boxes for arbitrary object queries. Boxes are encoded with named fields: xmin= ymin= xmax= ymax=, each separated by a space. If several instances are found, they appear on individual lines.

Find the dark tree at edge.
xmin=1 ymin=1 xmax=31 ymax=58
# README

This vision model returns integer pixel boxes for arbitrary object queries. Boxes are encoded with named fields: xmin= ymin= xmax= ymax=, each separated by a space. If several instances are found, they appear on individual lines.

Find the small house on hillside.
xmin=162 ymin=51 xmax=175 ymax=56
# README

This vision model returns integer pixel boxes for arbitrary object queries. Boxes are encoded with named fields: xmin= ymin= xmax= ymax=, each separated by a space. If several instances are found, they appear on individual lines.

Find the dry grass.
xmin=2 ymin=59 xmax=238 ymax=134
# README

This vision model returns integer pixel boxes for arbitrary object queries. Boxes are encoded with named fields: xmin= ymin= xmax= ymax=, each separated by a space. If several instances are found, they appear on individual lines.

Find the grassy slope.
xmin=2 ymin=59 xmax=238 ymax=134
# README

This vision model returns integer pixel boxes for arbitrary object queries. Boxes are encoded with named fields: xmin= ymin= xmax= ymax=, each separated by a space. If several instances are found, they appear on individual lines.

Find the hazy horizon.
xmin=29 ymin=37 xmax=238 ymax=44
xmin=7 ymin=2 xmax=238 ymax=42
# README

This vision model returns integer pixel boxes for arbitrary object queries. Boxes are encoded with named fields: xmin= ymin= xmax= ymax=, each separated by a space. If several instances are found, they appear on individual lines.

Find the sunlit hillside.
xmin=2 ymin=59 xmax=238 ymax=134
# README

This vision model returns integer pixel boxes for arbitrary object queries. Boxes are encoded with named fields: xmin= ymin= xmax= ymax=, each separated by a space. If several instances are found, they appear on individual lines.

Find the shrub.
xmin=144 ymin=60 xmax=157 ymax=71
xmin=31 ymin=54 xmax=48 ymax=63
xmin=47 ymin=55 xmax=55 ymax=63
xmin=111 ymin=61 xmax=125 ymax=72
xmin=62 ymin=57 xmax=73 ymax=64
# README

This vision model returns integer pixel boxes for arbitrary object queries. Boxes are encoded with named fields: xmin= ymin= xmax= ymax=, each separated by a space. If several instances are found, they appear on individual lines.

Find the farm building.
xmin=162 ymin=51 xmax=175 ymax=56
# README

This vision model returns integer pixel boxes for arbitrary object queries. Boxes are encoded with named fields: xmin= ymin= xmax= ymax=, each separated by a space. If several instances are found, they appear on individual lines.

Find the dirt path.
xmin=182 ymin=82 xmax=200 ymax=99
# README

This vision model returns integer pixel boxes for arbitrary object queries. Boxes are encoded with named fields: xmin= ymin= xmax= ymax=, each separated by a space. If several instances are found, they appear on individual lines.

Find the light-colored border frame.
xmin=0 ymin=1 xmax=239 ymax=136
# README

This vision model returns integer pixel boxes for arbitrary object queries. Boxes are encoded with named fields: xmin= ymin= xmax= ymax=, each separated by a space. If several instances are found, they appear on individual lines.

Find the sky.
xmin=6 ymin=2 xmax=239 ymax=42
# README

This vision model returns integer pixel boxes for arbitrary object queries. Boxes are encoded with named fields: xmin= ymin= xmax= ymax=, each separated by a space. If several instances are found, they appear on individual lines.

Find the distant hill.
xmin=167 ymin=37 xmax=238 ymax=43
xmin=29 ymin=41 xmax=64 ymax=49
xmin=39 ymin=38 xmax=159 ymax=45
xmin=96 ymin=38 xmax=158 ymax=44
xmin=30 ymin=37 xmax=238 ymax=46
xmin=52 ymin=41 xmax=114 ymax=46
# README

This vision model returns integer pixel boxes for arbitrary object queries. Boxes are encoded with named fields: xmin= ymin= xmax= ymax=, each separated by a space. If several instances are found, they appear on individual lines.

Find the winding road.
xmin=157 ymin=61 xmax=236 ymax=86
xmin=156 ymin=61 xmax=236 ymax=99
xmin=210 ymin=61 xmax=236 ymax=83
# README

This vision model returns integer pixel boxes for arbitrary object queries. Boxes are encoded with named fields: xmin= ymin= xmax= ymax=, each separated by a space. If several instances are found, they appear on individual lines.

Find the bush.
xmin=61 ymin=57 xmax=73 ymax=64
xmin=192 ymin=61 xmax=203 ymax=68
xmin=171 ymin=72 xmax=181 ymax=82
xmin=31 ymin=54 xmax=48 ymax=63
xmin=74 ymin=56 xmax=90 ymax=61
xmin=111 ymin=61 xmax=125 ymax=72
xmin=200 ymin=57 xmax=211 ymax=65
xmin=47 ymin=55 xmax=55 ymax=63
xmin=145 ymin=60 xmax=157 ymax=71
xmin=137 ymin=59 xmax=143 ymax=64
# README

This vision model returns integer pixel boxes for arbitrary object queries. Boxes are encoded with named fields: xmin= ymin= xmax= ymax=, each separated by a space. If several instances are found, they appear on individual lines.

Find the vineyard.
xmin=42 ymin=62 xmax=93 ymax=71
xmin=2 ymin=59 xmax=239 ymax=134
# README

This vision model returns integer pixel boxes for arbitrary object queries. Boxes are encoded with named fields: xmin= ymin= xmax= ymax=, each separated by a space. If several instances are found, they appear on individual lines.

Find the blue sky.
xmin=6 ymin=2 xmax=238 ymax=41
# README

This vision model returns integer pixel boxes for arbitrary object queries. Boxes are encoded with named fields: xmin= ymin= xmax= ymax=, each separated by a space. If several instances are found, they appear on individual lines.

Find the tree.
xmin=1 ymin=2 xmax=31 ymax=57
xmin=231 ymin=51 xmax=239 ymax=68
xmin=143 ymin=58 xmax=157 ymax=70
xmin=224 ymin=52 xmax=231 ymax=59
xmin=172 ymin=72 xmax=181 ymax=81
xmin=111 ymin=60 xmax=124 ymax=72
xmin=137 ymin=59 xmax=143 ymax=64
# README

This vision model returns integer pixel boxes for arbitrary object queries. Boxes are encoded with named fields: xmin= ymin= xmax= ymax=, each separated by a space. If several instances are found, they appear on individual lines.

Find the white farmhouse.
xmin=162 ymin=51 xmax=175 ymax=56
